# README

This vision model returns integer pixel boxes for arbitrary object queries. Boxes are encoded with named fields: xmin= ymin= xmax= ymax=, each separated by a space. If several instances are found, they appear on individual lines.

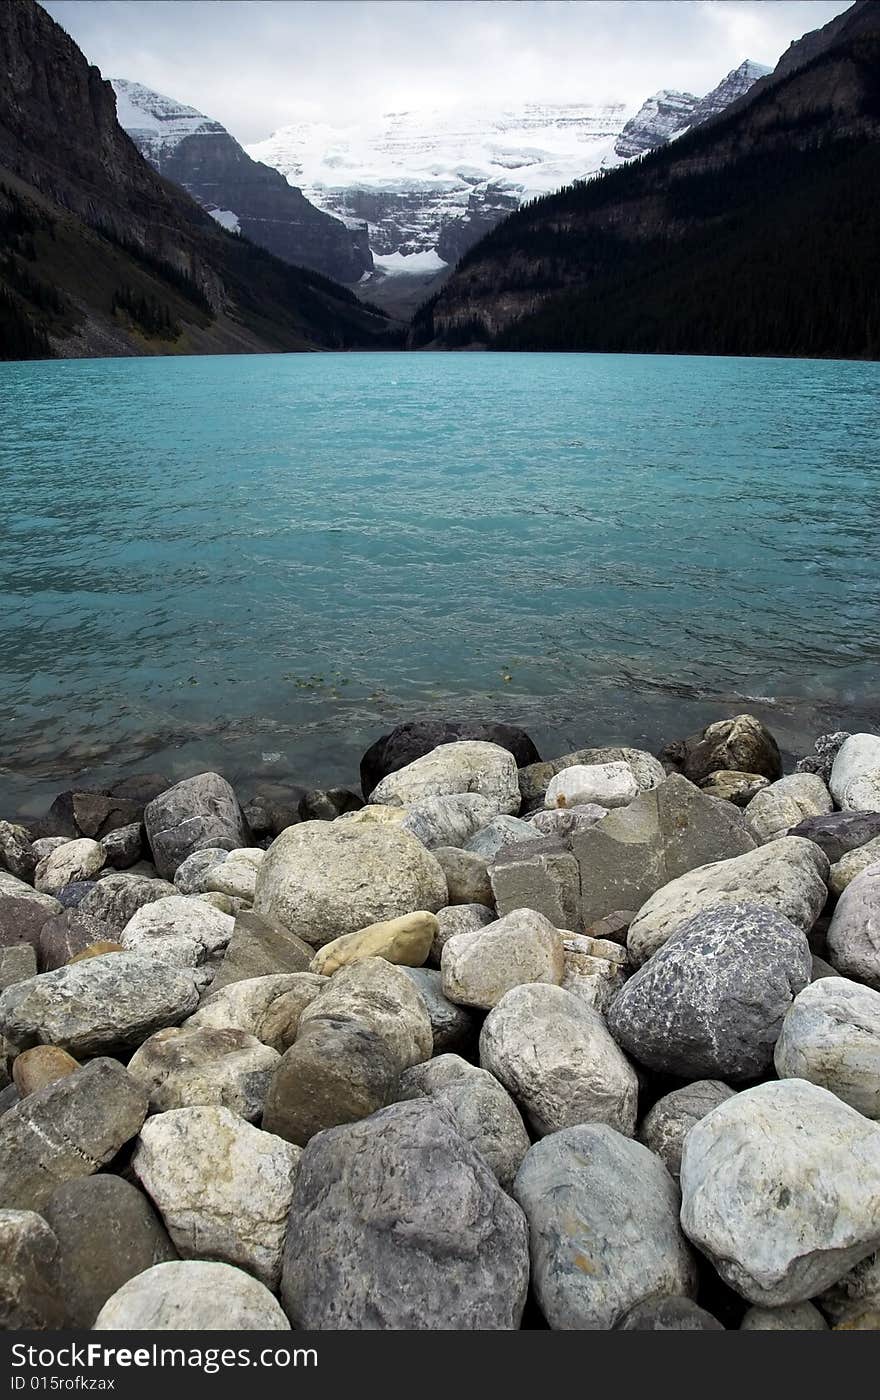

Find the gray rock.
xmin=432 ymin=845 xmax=493 ymax=906
xmin=698 ymin=770 xmax=770 ymax=806
xmin=280 ymin=1098 xmax=529 ymax=1329
xmin=0 ymin=952 xmax=198 ymax=1057
xmin=0 ymin=822 xmax=36 ymax=882
xmin=513 ymin=1124 xmax=697 ymax=1330
xmin=812 ymin=953 xmax=841 ymax=980
xmin=0 ymin=1209 xmax=67 ymax=1328
xmin=480 ymin=983 xmax=638 ymax=1137
xmin=100 ymin=822 xmax=144 ymax=870
xmin=360 ymin=721 xmax=539 ymax=798
xmin=817 ymin=1249 xmax=880 ymax=1326
xmin=465 ymin=814 xmax=536 ymax=859
xmin=774 ymin=977 xmax=880 ymax=1118
xmin=369 ymin=740 xmax=521 ymax=816
xmin=30 ymin=837 xmax=69 ymax=861
xmin=627 ymin=835 xmax=829 ymax=966
xmin=608 ymin=903 xmax=812 ymax=1080
xmin=441 ymin=907 xmax=564 ymax=1009
xmin=0 ymin=870 xmax=62 ymax=952
xmin=660 ymin=714 xmax=782 ymax=785
xmin=788 ymin=810 xmax=880 ymax=864
xmin=78 ymin=872 xmax=176 ymax=934
xmin=0 ymin=1058 xmax=148 ymax=1210
xmin=144 ymin=773 xmax=250 ymax=880
xmin=37 ymin=908 xmax=114 ymax=971
xmin=298 ymin=956 xmax=432 ymax=1069
xmin=796 ymin=731 xmax=851 ymax=784
xmin=263 ymin=1019 xmax=401 ymax=1147
xmin=744 ymin=773 xmax=833 ymax=845
xmin=489 ymin=836 xmax=580 ymax=930
xmin=830 ymin=837 xmax=880 ymax=895
xmin=429 ymin=902 xmax=495 ymax=966
xmin=519 ymin=746 xmax=664 ymax=810
xmin=617 ymin=1297 xmax=725 ymax=1330
xmin=398 ymin=967 xmax=476 ymax=1053
xmin=525 ymin=804 xmax=607 ymax=837
xmin=401 ymin=793 xmax=497 ymax=850
xmin=186 ymin=972 xmax=325 ymax=1048
xmin=396 ymin=1054 xmax=529 ymax=1191
xmin=93 ymin=1259 xmax=290 ymax=1329
xmin=298 ymin=787 xmax=362 ymax=822
xmin=680 ymin=1079 xmax=880 ymax=1306
xmin=42 ymin=1175 xmax=177 ymax=1327
xmin=740 ymin=1302 xmax=827 ymax=1330
xmin=826 ymin=864 xmax=880 ymax=988
xmin=638 ymin=1080 xmax=736 ymax=1181
xmin=126 ymin=1025 xmax=280 ymax=1119
xmin=0 ymin=944 xmax=36 ymax=991
xmin=830 ymin=734 xmax=880 ymax=813
xmin=173 ymin=848 xmax=230 ymax=894
xmin=56 ymin=880 xmax=96 ymax=909
xmin=208 ymin=909 xmax=313 ymax=990
xmin=120 ymin=895 xmax=234 ymax=990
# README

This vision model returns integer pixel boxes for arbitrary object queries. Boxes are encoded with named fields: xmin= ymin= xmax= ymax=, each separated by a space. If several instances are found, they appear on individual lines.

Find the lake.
xmin=1 ymin=350 xmax=878 ymax=818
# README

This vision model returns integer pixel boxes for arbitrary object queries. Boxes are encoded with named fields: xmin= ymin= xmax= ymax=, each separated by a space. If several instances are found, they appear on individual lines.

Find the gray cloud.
xmin=41 ymin=0 xmax=853 ymax=142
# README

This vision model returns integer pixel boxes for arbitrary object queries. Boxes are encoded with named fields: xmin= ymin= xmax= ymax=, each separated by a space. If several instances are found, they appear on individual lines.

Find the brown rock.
xmin=12 ymin=1046 xmax=80 ymax=1097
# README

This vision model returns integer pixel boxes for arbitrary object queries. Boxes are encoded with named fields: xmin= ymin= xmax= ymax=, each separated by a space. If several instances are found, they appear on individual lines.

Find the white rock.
xmin=774 ymin=978 xmax=880 ymax=1118
xmin=826 ymin=863 xmax=880 ymax=988
xmin=186 ymin=973 xmax=325 ymax=1049
xmin=120 ymin=895 xmax=234 ymax=990
xmin=204 ymin=849 xmax=264 ymax=901
xmin=830 ymin=734 xmax=880 ymax=812
xmin=545 ymin=761 xmax=639 ymax=811
xmin=368 ymin=740 xmax=520 ymax=816
xmin=126 ymin=1025 xmax=280 ymax=1120
xmin=441 ymin=908 xmax=564 ymax=1009
xmin=34 ymin=839 xmax=104 ymax=895
xmin=744 ymin=773 xmax=833 ymax=845
xmin=93 ymin=1260 xmax=290 ymax=1330
xmin=830 ymin=840 xmax=880 ymax=896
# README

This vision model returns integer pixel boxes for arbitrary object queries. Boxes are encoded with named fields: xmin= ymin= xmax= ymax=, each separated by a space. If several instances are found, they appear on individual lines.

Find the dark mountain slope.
xmin=0 ymin=0 xmax=396 ymax=359
xmin=415 ymin=1 xmax=880 ymax=359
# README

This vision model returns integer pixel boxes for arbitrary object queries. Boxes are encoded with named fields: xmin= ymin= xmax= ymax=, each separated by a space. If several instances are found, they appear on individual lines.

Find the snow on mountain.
xmin=613 ymin=90 xmax=699 ymax=159
xmin=112 ymin=79 xmax=226 ymax=160
xmin=689 ymin=59 xmax=773 ymax=124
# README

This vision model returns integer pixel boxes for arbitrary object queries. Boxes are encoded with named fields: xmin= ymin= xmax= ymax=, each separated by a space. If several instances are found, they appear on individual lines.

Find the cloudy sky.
xmin=42 ymin=0 xmax=853 ymax=141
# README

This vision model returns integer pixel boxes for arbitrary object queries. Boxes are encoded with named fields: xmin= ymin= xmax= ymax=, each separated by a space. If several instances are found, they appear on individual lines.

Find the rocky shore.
xmin=1 ymin=714 xmax=880 ymax=1331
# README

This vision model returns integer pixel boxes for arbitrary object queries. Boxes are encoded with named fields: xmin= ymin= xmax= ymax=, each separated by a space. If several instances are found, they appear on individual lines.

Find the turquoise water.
xmin=1 ymin=351 xmax=878 ymax=818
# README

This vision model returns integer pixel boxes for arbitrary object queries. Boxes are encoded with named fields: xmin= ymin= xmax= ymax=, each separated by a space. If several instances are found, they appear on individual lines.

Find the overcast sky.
xmin=42 ymin=0 xmax=853 ymax=141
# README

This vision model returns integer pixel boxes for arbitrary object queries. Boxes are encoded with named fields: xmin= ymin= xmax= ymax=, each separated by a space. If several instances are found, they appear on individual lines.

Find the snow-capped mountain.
xmin=614 ymin=90 xmax=700 ymax=158
xmin=690 ymin=58 xmax=773 ymax=124
xmin=111 ymin=79 xmax=372 ymax=283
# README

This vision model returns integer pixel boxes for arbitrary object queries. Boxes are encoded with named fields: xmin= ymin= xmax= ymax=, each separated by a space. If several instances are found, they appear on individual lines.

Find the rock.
xmin=0 ymin=821 xmax=36 ymax=881
xmin=0 ymin=953 xmax=198 ymax=1057
xmin=401 ymin=794 xmax=496 ymax=849
xmin=480 ymin=983 xmax=638 ymax=1137
xmin=109 ymin=773 xmax=173 ymax=806
xmin=0 ymin=870 xmax=62 ymax=951
xmin=698 ymin=770 xmax=770 ymax=806
xmin=546 ymin=761 xmax=639 ymax=810
xmin=298 ymin=787 xmax=363 ymax=822
xmin=432 ymin=845 xmax=493 ymax=906
xmin=0 ymin=1083 xmax=17 ymax=1113
xmin=680 ymin=1079 xmax=880 ymax=1306
xmin=0 ymin=944 xmax=36 ymax=990
xmin=31 ymin=836 xmax=69 ymax=861
xmin=791 ymin=808 xmax=880 ymax=866
xmin=560 ymin=934 xmax=628 ymax=1012
xmin=740 ymin=1302 xmax=828 ymax=1330
xmin=36 ymin=791 xmax=141 ymax=841
xmin=310 ymin=911 xmax=437 ymax=976
xmin=173 ymin=848 xmax=229 ymax=894
xmin=78 ymin=872 xmax=176 ymax=934
xmin=774 ymin=978 xmax=880 ymax=1118
xmin=830 ymin=837 xmax=880 ymax=895
xmin=34 ymin=838 xmax=105 ymax=895
xmin=369 ymin=740 xmax=520 ymax=816
xmin=526 ymin=804 xmax=608 ymax=837
xmin=337 ymin=803 xmax=407 ymax=828
xmin=133 ymin=1107 xmax=301 ymax=1289
xmin=209 ymin=910 xmax=313 ymax=990
xmin=429 ymin=902 xmax=495 ymax=966
xmin=0 ymin=1058 xmax=148 ymax=1210
xmin=360 ymin=719 xmax=539 ymax=798
xmin=519 ymin=746 xmax=664 ymax=810
xmin=573 ymin=774 xmax=757 ymax=928
xmin=298 ymin=957 xmax=433 ymax=1069
xmin=797 ymin=731 xmax=851 ymax=783
xmin=627 ymin=835 xmax=829 ymax=966
xmin=584 ymin=910 xmax=635 ymax=944
xmin=99 ymin=822 xmax=144 ymax=870
xmin=205 ymin=848 xmax=264 ymax=901
xmin=826 ymin=864 xmax=880 ymax=988
xmin=609 ymin=903 xmax=812 ymax=1080
xmin=441 ymin=907 xmax=564 ymax=1009
xmin=68 ymin=941 xmax=124 ymax=963
xmin=42 ymin=1175 xmax=177 ymax=1327
xmin=397 ymin=968 xmax=477 ymax=1053
xmin=126 ymin=1026 xmax=280 ymax=1119
xmin=55 ymin=880 xmax=96 ymax=908
xmin=489 ymin=836 xmax=580 ymax=930
xmin=617 ymin=1297 xmax=724 ymax=1330
xmin=660 ymin=714 xmax=782 ymax=784
xmin=144 ymin=773 xmax=250 ymax=879
xmin=396 ymin=1054 xmax=529 ymax=1190
xmin=818 ymin=1249 xmax=880 ymax=1326
xmin=253 ymin=820 xmax=447 ymax=948
xmin=465 ymin=814 xmax=536 ymax=859
xmin=37 ymin=908 xmax=114 ymax=971
xmin=12 ymin=1046 xmax=79 ymax=1098
xmin=120 ymin=895 xmax=234 ymax=990
xmin=812 ymin=953 xmax=840 ymax=979
xmin=830 ymin=734 xmax=880 ymax=812
xmin=637 ymin=1080 xmax=736 ymax=1181
xmin=745 ymin=773 xmax=833 ymax=845
xmin=280 ymin=1098 xmax=529 ymax=1329
xmin=93 ymin=1259 xmax=290 ymax=1329
xmin=262 ymin=1020 xmax=402 ymax=1147
xmin=186 ymin=972 xmax=325 ymax=1049
xmin=513 ymin=1124 xmax=697 ymax=1329
xmin=0 ymin=1210 xmax=67 ymax=1328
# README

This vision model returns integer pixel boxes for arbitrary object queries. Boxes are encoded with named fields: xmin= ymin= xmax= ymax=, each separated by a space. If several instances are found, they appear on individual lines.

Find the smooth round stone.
xmin=441 ymin=907 xmax=564 ymax=1010
xmin=186 ymin=972 xmax=325 ymax=1048
xmin=297 ymin=956 xmax=432 ymax=1070
xmin=12 ymin=1046 xmax=80 ymax=1098
xmin=830 ymin=839 xmax=880 ymax=895
xmin=367 ymin=739 xmax=521 ymax=816
xmin=34 ymin=839 xmax=105 ymax=896
xmin=830 ymin=734 xmax=880 ymax=812
xmin=545 ymin=761 xmax=638 ymax=811
xmin=740 ymin=1302 xmax=828 ymax=1330
xmin=263 ymin=1019 xmax=401 ymax=1147
xmin=617 ymin=1297 xmax=725 ymax=1331
xmin=126 ymin=1025 xmax=280 ymax=1119
xmin=774 ymin=977 xmax=880 ymax=1119
xmin=359 ymin=720 xmax=539 ymax=799
xmin=93 ymin=1260 xmax=291 ymax=1330
xmin=309 ymin=911 xmax=437 ymax=976
xmin=826 ymin=864 xmax=880 ymax=988
xmin=744 ymin=773 xmax=833 ymax=845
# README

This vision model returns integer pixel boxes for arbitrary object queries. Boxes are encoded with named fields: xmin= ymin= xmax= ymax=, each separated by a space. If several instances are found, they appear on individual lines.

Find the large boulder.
xmin=185 ymin=972 xmax=325 ymax=1049
xmin=360 ymin=720 xmax=539 ymax=798
xmin=280 ymin=1099 xmax=529 ymax=1329
xmin=441 ymin=908 xmax=564 ymax=1009
xmin=93 ymin=1260 xmax=290 ymax=1330
xmin=545 ymin=762 xmax=638 ymax=810
xmin=297 ymin=957 xmax=432 ymax=1069
xmin=42 ymin=1175 xmax=177 ymax=1327
xmin=143 ymin=773 xmax=250 ymax=879
xmin=627 ymin=836 xmax=829 ymax=967
xmin=133 ymin=1106 xmax=301 ymax=1289
xmin=518 ymin=746 xmax=664 ymax=810
xmin=489 ymin=836 xmax=579 ymax=931
xmin=744 ymin=773 xmax=833 ymax=845
xmin=126 ymin=1025 xmax=280 ymax=1120
xmin=479 ymin=983 xmax=638 ymax=1137
xmin=0 ymin=870 xmax=61 ymax=952
xmin=253 ymin=821 xmax=447 ymax=948
xmin=0 ymin=1210 xmax=68 ymax=1328
xmin=309 ymin=911 xmax=437 ymax=976
xmin=0 ymin=953 xmax=198 ymax=1057
xmin=0 ymin=1058 xmax=148 ymax=1210
xmin=78 ymin=872 xmax=176 ymax=934
xmin=826 ymin=864 xmax=880 ymax=988
xmin=830 ymin=734 xmax=880 ymax=813
xmin=34 ymin=838 xmax=105 ymax=895
xmin=774 ymin=978 xmax=880 ymax=1118
xmin=637 ymin=1080 xmax=736 ymax=1181
xmin=368 ymin=741 xmax=520 ymax=817
xmin=513 ymin=1125 xmax=697 ymax=1330
xmin=660 ymin=714 xmax=782 ymax=785
xmin=119 ymin=895 xmax=234 ymax=990
xmin=262 ymin=1020 xmax=402 ymax=1148
xmin=789 ymin=810 xmax=880 ymax=864
xmin=401 ymin=794 xmax=496 ymax=850
xmin=608 ymin=903 xmax=812 ymax=1081
xmin=680 ymin=1079 xmax=880 ymax=1306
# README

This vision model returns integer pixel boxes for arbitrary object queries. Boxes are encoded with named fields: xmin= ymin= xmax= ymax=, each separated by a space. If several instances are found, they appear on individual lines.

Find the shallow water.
xmin=1 ymin=350 xmax=878 ymax=818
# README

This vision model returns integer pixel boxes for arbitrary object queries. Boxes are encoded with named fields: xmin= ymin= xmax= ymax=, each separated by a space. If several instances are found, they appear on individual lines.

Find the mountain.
xmin=413 ymin=1 xmax=880 ymax=360
xmin=612 ymin=62 xmax=771 ymax=158
xmin=0 ymin=0 xmax=395 ymax=360
xmin=111 ymin=79 xmax=372 ymax=284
